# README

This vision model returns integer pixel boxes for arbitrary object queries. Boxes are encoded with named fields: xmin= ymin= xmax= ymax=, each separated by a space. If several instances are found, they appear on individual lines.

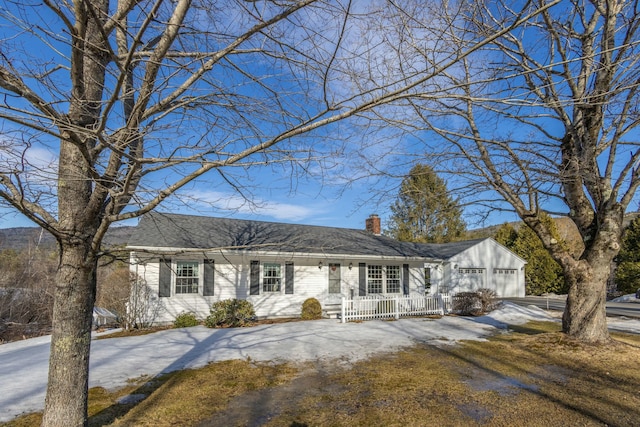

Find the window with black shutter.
xmin=203 ymin=259 xmax=215 ymax=296
xmin=158 ymin=258 xmax=172 ymax=297
xmin=250 ymin=260 xmax=260 ymax=295
xmin=285 ymin=262 xmax=294 ymax=294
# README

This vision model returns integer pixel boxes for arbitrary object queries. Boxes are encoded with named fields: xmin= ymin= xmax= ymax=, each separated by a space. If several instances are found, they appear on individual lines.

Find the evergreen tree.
xmin=614 ymin=216 xmax=640 ymax=294
xmin=495 ymin=215 xmax=567 ymax=295
xmin=494 ymin=223 xmax=518 ymax=249
xmin=387 ymin=164 xmax=466 ymax=243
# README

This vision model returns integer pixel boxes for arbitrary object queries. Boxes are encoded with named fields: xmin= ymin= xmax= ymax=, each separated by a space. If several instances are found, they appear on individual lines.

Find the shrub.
xmin=301 ymin=298 xmax=322 ymax=320
xmin=452 ymin=292 xmax=483 ymax=316
xmin=477 ymin=288 xmax=499 ymax=312
xmin=205 ymin=299 xmax=256 ymax=328
xmin=174 ymin=312 xmax=199 ymax=328
xmin=453 ymin=290 xmax=499 ymax=315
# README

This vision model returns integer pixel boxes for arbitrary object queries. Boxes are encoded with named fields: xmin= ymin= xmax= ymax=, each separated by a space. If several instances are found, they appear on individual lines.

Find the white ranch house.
xmin=126 ymin=213 xmax=525 ymax=324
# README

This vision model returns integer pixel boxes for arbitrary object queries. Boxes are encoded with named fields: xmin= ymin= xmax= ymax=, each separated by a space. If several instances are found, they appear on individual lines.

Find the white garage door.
xmin=458 ymin=268 xmax=485 ymax=291
xmin=493 ymin=268 xmax=518 ymax=296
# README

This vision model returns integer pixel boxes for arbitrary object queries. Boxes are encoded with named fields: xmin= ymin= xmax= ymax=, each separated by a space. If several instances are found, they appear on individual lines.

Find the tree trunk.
xmin=562 ymin=260 xmax=610 ymax=343
xmin=41 ymin=242 xmax=98 ymax=427
xmin=561 ymin=207 xmax=623 ymax=344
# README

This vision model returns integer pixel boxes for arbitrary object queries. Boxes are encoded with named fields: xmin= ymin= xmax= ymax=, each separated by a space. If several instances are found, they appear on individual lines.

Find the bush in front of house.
xmin=452 ymin=292 xmax=484 ymax=316
xmin=173 ymin=312 xmax=200 ymax=328
xmin=477 ymin=288 xmax=499 ymax=312
xmin=205 ymin=299 xmax=256 ymax=328
xmin=453 ymin=289 xmax=499 ymax=316
xmin=300 ymin=298 xmax=322 ymax=320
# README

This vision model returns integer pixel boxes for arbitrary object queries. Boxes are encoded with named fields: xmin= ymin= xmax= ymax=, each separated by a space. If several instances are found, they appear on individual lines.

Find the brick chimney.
xmin=365 ymin=214 xmax=381 ymax=235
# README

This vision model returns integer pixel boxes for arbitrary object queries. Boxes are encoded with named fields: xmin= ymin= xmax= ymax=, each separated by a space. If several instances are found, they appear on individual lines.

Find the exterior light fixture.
xmin=349 ymin=262 xmax=353 ymax=270
xmin=318 ymin=261 xmax=323 ymax=269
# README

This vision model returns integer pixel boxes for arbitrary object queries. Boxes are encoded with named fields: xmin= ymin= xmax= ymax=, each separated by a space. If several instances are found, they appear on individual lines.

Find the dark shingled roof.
xmin=127 ymin=212 xmax=486 ymax=260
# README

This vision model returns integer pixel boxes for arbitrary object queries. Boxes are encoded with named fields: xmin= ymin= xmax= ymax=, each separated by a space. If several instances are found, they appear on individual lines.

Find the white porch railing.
xmin=340 ymin=294 xmax=452 ymax=323
xmin=440 ymin=294 xmax=453 ymax=313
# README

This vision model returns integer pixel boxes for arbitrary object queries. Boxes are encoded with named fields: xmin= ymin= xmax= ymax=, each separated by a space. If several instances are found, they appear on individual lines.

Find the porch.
xmin=338 ymin=294 xmax=455 ymax=323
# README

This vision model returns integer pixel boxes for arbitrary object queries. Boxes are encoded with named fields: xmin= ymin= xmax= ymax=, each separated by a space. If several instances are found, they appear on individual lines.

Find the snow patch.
xmin=0 ymin=302 xmax=636 ymax=423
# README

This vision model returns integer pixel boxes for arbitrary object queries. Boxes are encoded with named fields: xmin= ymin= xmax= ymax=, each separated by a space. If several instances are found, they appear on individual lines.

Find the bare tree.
xmin=123 ymin=272 xmax=162 ymax=329
xmin=363 ymin=0 xmax=640 ymax=343
xmin=0 ymin=246 xmax=56 ymax=335
xmin=95 ymin=260 xmax=134 ymax=322
xmin=0 ymin=0 xmax=559 ymax=424
xmin=0 ymin=1 xmax=357 ymax=423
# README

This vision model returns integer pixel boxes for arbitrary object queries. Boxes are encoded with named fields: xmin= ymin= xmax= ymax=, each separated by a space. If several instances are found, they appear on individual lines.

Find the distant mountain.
xmin=0 ymin=226 xmax=135 ymax=251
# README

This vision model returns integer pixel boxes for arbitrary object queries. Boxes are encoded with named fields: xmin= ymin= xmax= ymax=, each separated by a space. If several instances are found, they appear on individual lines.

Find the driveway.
xmin=503 ymin=296 xmax=640 ymax=319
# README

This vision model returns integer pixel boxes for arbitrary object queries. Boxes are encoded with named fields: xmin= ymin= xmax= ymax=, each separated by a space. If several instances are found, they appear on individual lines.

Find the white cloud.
xmin=0 ymin=145 xmax=58 ymax=181
xmin=185 ymin=190 xmax=321 ymax=222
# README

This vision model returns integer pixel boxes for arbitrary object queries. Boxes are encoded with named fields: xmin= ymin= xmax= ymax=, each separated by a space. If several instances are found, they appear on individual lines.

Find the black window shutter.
xmin=403 ymin=264 xmax=410 ymax=295
xmin=285 ymin=262 xmax=294 ymax=294
xmin=358 ymin=263 xmax=366 ymax=296
xmin=250 ymin=260 xmax=260 ymax=295
xmin=159 ymin=258 xmax=172 ymax=297
xmin=203 ymin=259 xmax=215 ymax=296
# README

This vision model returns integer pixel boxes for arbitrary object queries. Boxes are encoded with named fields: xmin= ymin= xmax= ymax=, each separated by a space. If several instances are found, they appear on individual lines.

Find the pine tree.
xmin=614 ymin=216 xmax=640 ymax=294
xmin=494 ymin=215 xmax=566 ymax=295
xmin=387 ymin=164 xmax=466 ymax=243
xmin=494 ymin=223 xmax=518 ymax=249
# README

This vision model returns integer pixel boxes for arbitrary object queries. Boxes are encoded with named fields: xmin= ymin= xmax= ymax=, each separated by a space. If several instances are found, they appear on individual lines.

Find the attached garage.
xmin=441 ymin=239 xmax=526 ymax=297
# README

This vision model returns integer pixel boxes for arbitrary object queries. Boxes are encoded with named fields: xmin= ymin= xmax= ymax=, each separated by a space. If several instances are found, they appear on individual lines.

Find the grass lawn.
xmin=4 ymin=321 xmax=640 ymax=427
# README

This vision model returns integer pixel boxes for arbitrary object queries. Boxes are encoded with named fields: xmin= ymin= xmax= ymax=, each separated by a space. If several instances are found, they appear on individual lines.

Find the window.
xmin=459 ymin=268 xmax=485 ymax=275
xmin=494 ymin=268 xmax=516 ymax=275
xmin=263 ymin=263 xmax=282 ymax=292
xmin=367 ymin=265 xmax=383 ymax=294
xmin=367 ymin=265 xmax=401 ymax=294
xmin=386 ymin=265 xmax=401 ymax=293
xmin=175 ymin=261 xmax=199 ymax=294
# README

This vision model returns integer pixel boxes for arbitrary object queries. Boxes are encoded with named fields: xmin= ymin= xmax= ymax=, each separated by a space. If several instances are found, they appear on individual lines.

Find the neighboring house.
xmin=126 ymin=213 xmax=525 ymax=324
xmin=92 ymin=307 xmax=119 ymax=329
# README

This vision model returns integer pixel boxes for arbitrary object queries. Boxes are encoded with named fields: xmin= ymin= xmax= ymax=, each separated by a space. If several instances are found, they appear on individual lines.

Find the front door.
xmin=328 ymin=263 xmax=341 ymax=294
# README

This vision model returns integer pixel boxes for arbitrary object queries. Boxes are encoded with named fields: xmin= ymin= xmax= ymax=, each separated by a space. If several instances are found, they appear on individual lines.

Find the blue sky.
xmin=0 ymin=1 xmax=403 ymax=232
xmin=0 ymin=171 xmax=403 ymax=231
xmin=0 ymin=151 xmax=522 ymax=232
xmin=5 ymin=0 xmax=631 ymax=234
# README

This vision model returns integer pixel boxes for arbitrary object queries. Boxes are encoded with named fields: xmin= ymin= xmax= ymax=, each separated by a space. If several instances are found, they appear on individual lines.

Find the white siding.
xmin=129 ymin=255 xmax=218 ymax=325
xmin=128 ymin=238 xmax=524 ymax=324
xmin=247 ymin=258 xmax=330 ymax=318
xmin=446 ymin=239 xmax=525 ymax=297
xmin=421 ymin=263 xmax=444 ymax=295
xmin=130 ymin=252 xmax=439 ymax=324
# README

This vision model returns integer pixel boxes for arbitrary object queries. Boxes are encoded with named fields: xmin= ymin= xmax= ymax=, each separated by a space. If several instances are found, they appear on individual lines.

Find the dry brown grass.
xmin=257 ymin=328 xmax=640 ymax=427
xmin=3 ymin=321 xmax=640 ymax=427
